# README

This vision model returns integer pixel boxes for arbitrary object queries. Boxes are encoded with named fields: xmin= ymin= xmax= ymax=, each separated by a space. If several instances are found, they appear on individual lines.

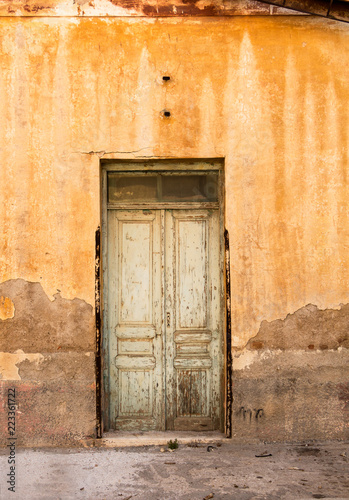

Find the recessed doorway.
xmin=101 ymin=160 xmax=224 ymax=432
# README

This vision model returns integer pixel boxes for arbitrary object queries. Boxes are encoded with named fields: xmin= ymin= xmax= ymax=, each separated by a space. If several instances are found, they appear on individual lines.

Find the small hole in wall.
xmin=162 ymin=76 xmax=171 ymax=81
xmin=164 ymin=111 xmax=171 ymax=117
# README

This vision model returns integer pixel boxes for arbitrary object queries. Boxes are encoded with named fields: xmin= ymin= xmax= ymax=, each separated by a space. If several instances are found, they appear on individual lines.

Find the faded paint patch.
xmin=233 ymin=350 xmax=260 ymax=371
xmin=0 ymin=296 xmax=15 ymax=320
xmin=233 ymin=349 xmax=281 ymax=371
xmin=0 ymin=350 xmax=44 ymax=380
xmin=245 ymin=304 xmax=349 ymax=351
xmin=233 ymin=347 xmax=349 ymax=376
xmin=17 ymin=351 xmax=95 ymax=381
xmin=0 ymin=280 xmax=95 ymax=352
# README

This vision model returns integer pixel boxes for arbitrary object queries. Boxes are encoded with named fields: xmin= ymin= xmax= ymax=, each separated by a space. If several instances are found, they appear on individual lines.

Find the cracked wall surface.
xmin=0 ymin=14 xmax=348 ymax=444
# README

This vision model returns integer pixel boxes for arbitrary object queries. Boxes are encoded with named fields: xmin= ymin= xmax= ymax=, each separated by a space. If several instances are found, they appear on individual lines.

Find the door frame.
xmin=100 ymin=159 xmax=226 ymax=433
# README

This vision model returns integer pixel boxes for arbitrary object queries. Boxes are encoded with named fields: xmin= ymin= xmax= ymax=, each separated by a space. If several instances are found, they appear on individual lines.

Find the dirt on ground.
xmin=0 ymin=440 xmax=348 ymax=499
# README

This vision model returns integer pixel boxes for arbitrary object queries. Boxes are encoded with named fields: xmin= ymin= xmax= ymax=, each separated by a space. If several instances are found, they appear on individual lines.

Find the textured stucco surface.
xmin=0 ymin=379 xmax=96 ymax=446
xmin=0 ymin=15 xmax=348 ymax=444
xmin=0 ymin=16 xmax=348 ymax=341
xmin=232 ymin=349 xmax=349 ymax=441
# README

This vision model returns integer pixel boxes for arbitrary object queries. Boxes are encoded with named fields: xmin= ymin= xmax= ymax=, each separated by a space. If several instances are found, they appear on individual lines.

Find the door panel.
xmin=165 ymin=209 xmax=222 ymax=431
xmin=107 ymin=210 xmax=163 ymax=430
xmin=119 ymin=221 xmax=152 ymax=323
xmin=107 ymin=208 xmax=222 ymax=432
xmin=177 ymin=218 xmax=207 ymax=328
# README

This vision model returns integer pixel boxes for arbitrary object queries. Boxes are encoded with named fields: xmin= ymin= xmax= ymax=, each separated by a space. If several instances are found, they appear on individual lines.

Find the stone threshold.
xmin=95 ymin=431 xmax=229 ymax=448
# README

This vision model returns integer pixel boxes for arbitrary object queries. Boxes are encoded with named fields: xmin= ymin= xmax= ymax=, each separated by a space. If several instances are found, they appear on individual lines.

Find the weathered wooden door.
xmin=164 ymin=209 xmax=222 ymax=431
xmin=107 ymin=209 xmax=164 ymax=431
xmin=104 ymin=167 xmax=223 ymax=432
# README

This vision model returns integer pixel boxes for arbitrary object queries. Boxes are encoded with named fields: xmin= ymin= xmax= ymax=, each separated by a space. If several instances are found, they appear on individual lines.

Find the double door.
xmin=106 ymin=207 xmax=222 ymax=431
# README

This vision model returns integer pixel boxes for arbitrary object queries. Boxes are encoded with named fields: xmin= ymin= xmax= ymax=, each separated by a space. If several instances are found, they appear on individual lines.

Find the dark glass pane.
xmin=161 ymin=174 xmax=218 ymax=202
xmin=108 ymin=174 xmax=158 ymax=202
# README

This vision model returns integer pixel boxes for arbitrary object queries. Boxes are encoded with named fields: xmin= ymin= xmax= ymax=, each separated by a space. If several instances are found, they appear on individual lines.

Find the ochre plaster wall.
xmin=0 ymin=15 xmax=348 ymax=443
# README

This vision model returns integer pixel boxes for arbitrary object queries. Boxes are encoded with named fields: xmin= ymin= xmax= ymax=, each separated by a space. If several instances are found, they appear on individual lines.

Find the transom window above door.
xmin=107 ymin=172 xmax=219 ymax=204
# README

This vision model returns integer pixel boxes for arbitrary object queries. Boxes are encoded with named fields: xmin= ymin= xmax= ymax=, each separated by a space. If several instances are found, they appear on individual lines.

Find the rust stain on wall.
xmin=246 ymin=304 xmax=349 ymax=351
xmin=140 ymin=0 xmax=273 ymax=16
xmin=224 ymin=229 xmax=233 ymax=438
xmin=0 ymin=0 xmax=296 ymax=16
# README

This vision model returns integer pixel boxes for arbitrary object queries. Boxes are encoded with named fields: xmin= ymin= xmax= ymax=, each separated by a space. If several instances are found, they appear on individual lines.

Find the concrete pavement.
xmin=0 ymin=440 xmax=348 ymax=499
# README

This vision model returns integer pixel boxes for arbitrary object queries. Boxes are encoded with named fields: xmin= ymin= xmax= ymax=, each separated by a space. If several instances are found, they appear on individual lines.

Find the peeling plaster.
xmin=0 ymin=350 xmax=44 ymax=380
xmin=1 ymin=18 xmax=349 ymax=335
xmin=0 ymin=279 xmax=95 ymax=352
xmin=0 ymin=296 xmax=15 ymax=320
xmin=241 ymin=303 xmax=349 ymax=351
xmin=233 ymin=350 xmax=260 ymax=370
xmin=233 ymin=349 xmax=280 ymax=370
